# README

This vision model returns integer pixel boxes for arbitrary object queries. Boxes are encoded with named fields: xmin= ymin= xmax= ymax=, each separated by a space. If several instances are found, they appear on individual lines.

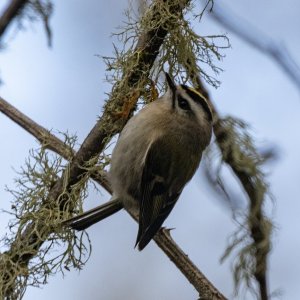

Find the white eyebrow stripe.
xmin=180 ymin=85 xmax=212 ymax=121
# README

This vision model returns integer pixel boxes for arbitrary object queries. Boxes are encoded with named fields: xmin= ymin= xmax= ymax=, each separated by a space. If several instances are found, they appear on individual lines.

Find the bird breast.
xmin=108 ymin=99 xmax=211 ymax=208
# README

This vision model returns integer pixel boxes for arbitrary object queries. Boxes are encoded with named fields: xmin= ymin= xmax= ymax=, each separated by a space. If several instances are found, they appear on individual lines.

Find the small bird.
xmin=64 ymin=73 xmax=213 ymax=250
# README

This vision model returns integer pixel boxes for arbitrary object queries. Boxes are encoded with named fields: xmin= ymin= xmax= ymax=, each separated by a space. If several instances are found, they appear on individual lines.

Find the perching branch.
xmin=210 ymin=2 xmax=300 ymax=91
xmin=154 ymin=228 xmax=226 ymax=300
xmin=0 ymin=0 xmax=227 ymax=299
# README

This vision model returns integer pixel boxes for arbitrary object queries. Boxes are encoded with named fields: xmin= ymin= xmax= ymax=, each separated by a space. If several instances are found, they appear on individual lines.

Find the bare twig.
xmin=127 ymin=207 xmax=227 ymax=299
xmin=0 ymin=96 xmax=74 ymax=160
xmin=0 ymin=0 xmax=28 ymax=39
xmin=0 ymin=1 xmax=227 ymax=298
xmin=210 ymin=3 xmax=300 ymax=91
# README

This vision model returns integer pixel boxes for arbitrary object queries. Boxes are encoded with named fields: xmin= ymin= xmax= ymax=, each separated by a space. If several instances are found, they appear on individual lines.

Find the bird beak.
xmin=165 ymin=72 xmax=176 ymax=109
xmin=165 ymin=72 xmax=176 ymax=92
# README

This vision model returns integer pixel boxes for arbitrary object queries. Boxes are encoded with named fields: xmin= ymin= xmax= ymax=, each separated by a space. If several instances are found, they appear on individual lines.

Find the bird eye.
xmin=178 ymin=96 xmax=191 ymax=111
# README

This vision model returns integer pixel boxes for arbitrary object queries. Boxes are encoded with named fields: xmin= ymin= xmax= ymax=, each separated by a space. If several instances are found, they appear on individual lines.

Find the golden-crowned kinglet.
xmin=65 ymin=73 xmax=213 ymax=250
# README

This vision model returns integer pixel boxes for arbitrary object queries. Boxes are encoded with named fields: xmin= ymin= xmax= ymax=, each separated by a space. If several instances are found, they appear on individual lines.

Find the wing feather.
xmin=135 ymin=138 xmax=183 ymax=250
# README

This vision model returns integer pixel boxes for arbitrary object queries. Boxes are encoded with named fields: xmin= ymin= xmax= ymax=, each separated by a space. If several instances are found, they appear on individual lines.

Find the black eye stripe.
xmin=180 ymin=85 xmax=212 ymax=121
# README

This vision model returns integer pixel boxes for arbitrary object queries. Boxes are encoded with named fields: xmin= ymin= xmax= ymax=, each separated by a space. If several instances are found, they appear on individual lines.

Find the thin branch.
xmin=127 ymin=208 xmax=227 ymax=299
xmin=0 ymin=96 xmax=74 ymax=160
xmin=210 ymin=2 xmax=300 ymax=91
xmin=0 ymin=1 xmax=227 ymax=298
xmin=154 ymin=229 xmax=227 ymax=299
xmin=0 ymin=0 xmax=28 ymax=39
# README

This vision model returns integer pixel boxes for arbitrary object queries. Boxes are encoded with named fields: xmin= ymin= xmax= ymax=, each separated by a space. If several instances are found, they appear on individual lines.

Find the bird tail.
xmin=63 ymin=198 xmax=123 ymax=231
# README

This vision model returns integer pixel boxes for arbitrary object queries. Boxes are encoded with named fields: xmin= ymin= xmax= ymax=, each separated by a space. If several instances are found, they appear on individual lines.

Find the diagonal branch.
xmin=0 ymin=96 xmax=74 ymax=160
xmin=154 ymin=228 xmax=226 ymax=300
xmin=0 ymin=1 xmax=227 ymax=299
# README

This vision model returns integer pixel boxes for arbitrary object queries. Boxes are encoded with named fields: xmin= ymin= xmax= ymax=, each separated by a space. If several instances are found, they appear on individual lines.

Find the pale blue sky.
xmin=0 ymin=0 xmax=300 ymax=299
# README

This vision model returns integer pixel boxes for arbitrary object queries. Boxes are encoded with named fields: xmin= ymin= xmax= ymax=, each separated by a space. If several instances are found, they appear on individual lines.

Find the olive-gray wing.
xmin=135 ymin=138 xmax=183 ymax=250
